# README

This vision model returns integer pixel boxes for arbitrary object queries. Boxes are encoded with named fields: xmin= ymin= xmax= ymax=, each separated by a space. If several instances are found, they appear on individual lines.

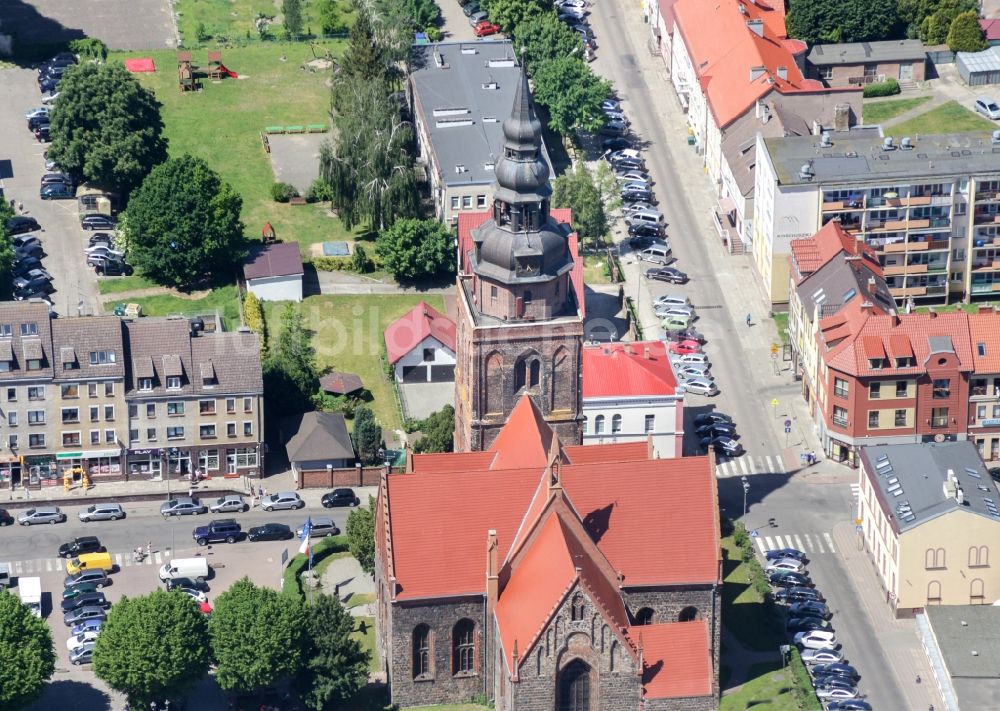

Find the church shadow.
xmin=581 ymin=503 xmax=614 ymax=543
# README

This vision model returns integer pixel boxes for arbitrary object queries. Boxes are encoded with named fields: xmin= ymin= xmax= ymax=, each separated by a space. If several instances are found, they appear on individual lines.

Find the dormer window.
xmin=868 ymin=358 xmax=886 ymax=370
xmin=139 ymin=378 xmax=153 ymax=391
xmin=516 ymin=257 xmax=540 ymax=277
xmin=89 ymin=350 xmax=116 ymax=365
xmin=895 ymin=357 xmax=914 ymax=368
xmin=166 ymin=376 xmax=182 ymax=390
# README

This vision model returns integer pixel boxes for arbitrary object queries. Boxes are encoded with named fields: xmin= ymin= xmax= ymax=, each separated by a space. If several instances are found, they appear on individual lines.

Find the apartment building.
xmin=966 ymin=310 xmax=1000 ymax=462
xmin=754 ymin=129 xmax=1000 ymax=307
xmin=856 ymin=442 xmax=1000 ymax=616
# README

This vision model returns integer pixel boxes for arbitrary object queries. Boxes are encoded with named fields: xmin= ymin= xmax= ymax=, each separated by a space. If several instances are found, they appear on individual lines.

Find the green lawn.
xmin=263 ymin=294 xmax=447 ymax=432
xmin=103 ymin=285 xmax=242 ymax=329
xmin=890 ymin=100 xmax=996 ymax=136
xmin=351 ymin=615 xmax=380 ymax=673
xmin=583 ymin=253 xmax=612 ymax=284
xmin=914 ymin=302 xmax=1000 ymax=314
xmin=862 ymin=96 xmax=932 ymax=124
xmin=97 ymin=274 xmax=160 ymax=294
xmin=347 ymin=591 xmax=376 ymax=609
xmin=721 ymin=662 xmax=798 ymax=711
xmin=771 ymin=312 xmax=789 ymax=346
xmin=113 ymin=44 xmax=362 ymax=260
xmin=174 ymin=0 xmax=349 ymax=46
xmin=721 ymin=536 xmax=785 ymax=652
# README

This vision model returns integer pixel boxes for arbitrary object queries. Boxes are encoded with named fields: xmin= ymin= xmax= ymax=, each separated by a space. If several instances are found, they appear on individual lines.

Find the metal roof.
xmin=807 ymin=40 xmax=926 ymax=66
xmin=957 ymin=45 xmax=1000 ymax=74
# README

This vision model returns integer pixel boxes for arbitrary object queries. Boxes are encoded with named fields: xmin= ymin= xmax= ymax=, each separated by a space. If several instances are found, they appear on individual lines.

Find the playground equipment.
xmin=262 ymin=222 xmax=276 ymax=244
xmin=177 ymin=51 xmax=237 ymax=91
xmin=177 ymin=51 xmax=199 ymax=92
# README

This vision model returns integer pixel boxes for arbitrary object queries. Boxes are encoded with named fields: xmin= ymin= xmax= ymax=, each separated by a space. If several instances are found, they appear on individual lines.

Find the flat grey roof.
xmin=807 ymin=39 xmax=927 ymax=66
xmin=764 ymin=130 xmax=1000 ymax=186
xmin=410 ymin=40 xmax=551 ymax=188
xmin=925 ymin=606 xmax=1000 ymax=678
xmin=958 ymin=45 xmax=1000 ymax=74
xmin=859 ymin=441 xmax=1000 ymax=533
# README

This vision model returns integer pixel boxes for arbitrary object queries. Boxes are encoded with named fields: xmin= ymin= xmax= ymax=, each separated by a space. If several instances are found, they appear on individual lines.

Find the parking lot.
xmin=0 ymin=66 xmax=102 ymax=317
xmin=0 ymin=0 xmax=176 ymax=51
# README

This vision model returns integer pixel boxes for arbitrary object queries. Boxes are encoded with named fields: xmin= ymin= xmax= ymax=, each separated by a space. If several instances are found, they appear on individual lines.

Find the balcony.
xmin=974 ymin=191 xmax=1000 ymax=204
xmin=890 ymin=286 xmax=927 ymax=297
xmin=972 ymin=261 xmax=1000 ymax=272
xmin=907 ymin=218 xmax=931 ymax=229
xmin=884 ymin=264 xmax=907 ymax=275
xmin=832 ymin=415 xmax=849 ymax=427
xmin=973 ymin=211 xmax=1000 ymax=225
xmin=971 ymin=282 xmax=1000 ymax=294
xmin=931 ymin=416 xmax=950 ymax=428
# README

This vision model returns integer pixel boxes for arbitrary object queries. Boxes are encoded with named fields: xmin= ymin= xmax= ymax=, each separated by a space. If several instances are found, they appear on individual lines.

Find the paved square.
xmin=267 ymin=132 xmax=328 ymax=193
xmin=0 ymin=0 xmax=176 ymax=51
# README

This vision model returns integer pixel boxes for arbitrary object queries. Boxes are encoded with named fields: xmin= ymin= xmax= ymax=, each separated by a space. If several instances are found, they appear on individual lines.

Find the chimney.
xmin=957 ymin=487 xmax=965 ymax=505
xmin=892 ymin=314 xmax=901 ymax=326
xmin=979 ymin=305 xmax=993 ymax=314
xmin=777 ymin=66 xmax=788 ymax=80
xmin=860 ymin=301 xmax=873 ymax=310
xmin=868 ymin=277 xmax=877 ymax=288
xmin=636 ymin=632 xmax=645 ymax=676
xmin=486 ymin=530 xmax=499 ymax=619
xmin=746 ymin=19 xmax=764 ymax=37
xmin=644 ymin=346 xmax=651 ymax=360
xmin=928 ymin=308 xmax=937 ymax=319
xmin=834 ymin=104 xmax=851 ymax=132
xmin=511 ymin=640 xmax=520 ymax=683
xmin=750 ymin=65 xmax=766 ymax=82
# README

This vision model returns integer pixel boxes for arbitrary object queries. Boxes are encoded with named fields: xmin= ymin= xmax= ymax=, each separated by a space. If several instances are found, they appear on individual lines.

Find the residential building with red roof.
xmin=383 ymin=301 xmax=457 ymax=383
xmin=581 ymin=341 xmax=684 ymax=458
xmin=376 ymin=396 xmax=721 ymax=710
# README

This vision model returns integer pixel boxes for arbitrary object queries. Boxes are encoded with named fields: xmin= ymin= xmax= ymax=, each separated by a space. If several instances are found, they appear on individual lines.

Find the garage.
xmin=384 ymin=301 xmax=457 ymax=384
xmin=957 ymin=46 xmax=1000 ymax=86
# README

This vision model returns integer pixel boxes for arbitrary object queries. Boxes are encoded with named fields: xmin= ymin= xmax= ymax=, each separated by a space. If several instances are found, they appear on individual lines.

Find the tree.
xmin=413 ymin=405 xmax=455 ymax=453
xmin=336 ymin=10 xmax=388 ymax=93
xmin=68 ymin=38 xmax=108 ymax=61
xmin=512 ymin=13 xmax=583 ymax=68
xmin=481 ymin=0 xmax=548 ymax=32
xmin=317 ymin=0 xmax=348 ymax=34
xmin=92 ymin=590 xmax=210 ymax=707
xmin=901 ymin=0 xmax=974 ymax=40
xmin=0 ymin=201 xmax=15 ymax=300
xmin=375 ymin=218 xmax=455 ymax=281
xmin=264 ymin=303 xmax=318 ymax=419
xmin=346 ymin=500 xmax=376 ymax=576
xmin=947 ymin=10 xmax=988 ymax=51
xmin=297 ymin=593 xmax=369 ymax=710
xmin=47 ymin=63 xmax=167 ymax=196
xmin=921 ymin=10 xmax=954 ymax=43
xmin=592 ymin=160 xmax=622 ymax=215
xmin=283 ymin=0 xmax=304 ymax=36
xmin=531 ymin=57 xmax=611 ymax=136
xmin=352 ymin=406 xmax=383 ymax=465
xmin=123 ymin=154 xmax=245 ymax=288
xmin=210 ymin=578 xmax=307 ymax=693
xmin=786 ymin=0 xmax=902 ymax=43
xmin=551 ymin=165 xmax=607 ymax=248
xmin=0 ymin=589 xmax=55 ymax=710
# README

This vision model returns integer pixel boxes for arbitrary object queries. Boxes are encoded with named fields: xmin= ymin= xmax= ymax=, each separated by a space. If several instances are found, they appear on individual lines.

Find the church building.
xmin=453 ymin=67 xmax=585 ymax=452
xmin=375 ymin=396 xmax=721 ymax=710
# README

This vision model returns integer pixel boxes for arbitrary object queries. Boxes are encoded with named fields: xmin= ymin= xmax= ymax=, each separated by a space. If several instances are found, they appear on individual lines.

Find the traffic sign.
xmin=751 ymin=529 xmax=759 ymax=538
xmin=784 ymin=419 xmax=792 ymax=428
xmin=770 ymin=343 xmax=779 ymax=355
xmin=854 ymin=518 xmax=862 ymax=526
xmin=771 ymin=398 xmax=779 ymax=407
xmin=784 ymin=426 xmax=792 ymax=433
xmin=855 ymin=525 xmax=863 ymax=533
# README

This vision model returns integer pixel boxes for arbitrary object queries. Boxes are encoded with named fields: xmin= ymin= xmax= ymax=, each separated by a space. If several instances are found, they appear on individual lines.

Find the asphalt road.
xmin=586 ymin=2 xmax=908 ymax=707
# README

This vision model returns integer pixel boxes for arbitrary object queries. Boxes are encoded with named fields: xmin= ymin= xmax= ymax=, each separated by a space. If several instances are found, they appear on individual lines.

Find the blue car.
xmin=69 ymin=618 xmax=104 ymax=637
xmin=765 ymin=548 xmax=807 ymax=562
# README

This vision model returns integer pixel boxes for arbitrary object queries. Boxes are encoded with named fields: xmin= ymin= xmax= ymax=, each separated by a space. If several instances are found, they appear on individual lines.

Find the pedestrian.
xmin=250 ymin=493 xmax=257 ymax=509
xmin=262 ymin=486 xmax=268 ymax=498
xmin=16 ymin=202 xmax=23 ymax=215
xmin=916 ymin=674 xmax=922 ymax=684
xmin=746 ymin=313 xmax=752 ymax=327
xmin=258 ymin=484 xmax=263 ymax=498
xmin=188 ymin=486 xmax=194 ymax=498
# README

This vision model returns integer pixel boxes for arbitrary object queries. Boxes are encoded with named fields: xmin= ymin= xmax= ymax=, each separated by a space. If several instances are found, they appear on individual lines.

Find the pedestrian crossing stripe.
xmin=753 ymin=532 xmax=837 ymax=556
xmin=850 ymin=483 xmax=861 ymax=496
xmin=715 ymin=454 xmax=787 ymax=478
xmin=1 ymin=551 xmax=163 ymax=576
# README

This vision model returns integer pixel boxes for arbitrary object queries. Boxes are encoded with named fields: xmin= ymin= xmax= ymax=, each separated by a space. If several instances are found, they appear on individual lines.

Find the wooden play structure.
xmin=177 ymin=50 xmax=238 ymax=91
xmin=177 ymin=51 xmax=199 ymax=91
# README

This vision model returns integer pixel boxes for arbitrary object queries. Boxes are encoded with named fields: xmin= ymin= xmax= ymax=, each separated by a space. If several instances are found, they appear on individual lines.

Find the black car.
xmin=6 ymin=216 xmax=40 ymax=236
xmin=811 ymin=663 xmax=859 ymax=683
xmin=665 ymin=328 xmax=705 ymax=344
xmin=695 ymin=422 xmax=737 ymax=438
xmin=622 ymin=188 xmax=655 ymax=204
xmin=786 ymin=616 xmax=832 ymax=633
xmin=164 ymin=577 xmax=209 ymax=592
xmin=775 ymin=586 xmax=823 ymax=603
xmin=601 ymin=137 xmax=632 ymax=152
xmin=322 ymin=488 xmax=360 ymax=508
xmin=40 ymin=183 xmax=73 ymax=199
xmin=15 ymin=243 xmax=44 ymax=261
xmin=765 ymin=547 xmax=807 ymax=562
xmin=610 ymin=157 xmax=644 ymax=172
xmin=14 ymin=284 xmax=55 ymax=301
xmin=13 ymin=257 xmax=43 ymax=277
xmin=192 ymin=519 xmax=242 ymax=546
xmin=693 ymin=412 xmax=732 ymax=427
xmin=88 ymin=233 xmax=114 ymax=247
xmin=58 ymin=536 xmax=106 ymax=559
xmin=700 ymin=436 xmax=743 ymax=457
xmin=646 ymin=267 xmax=688 ymax=284
xmin=80 ymin=214 xmax=116 ymax=231
xmin=247 ymin=523 xmax=294 ymax=542
xmin=627 ymin=234 xmax=658 ymax=250
xmin=989 ymin=466 xmax=1000 ymax=482
xmin=0 ymin=508 xmax=12 ymax=526
xmin=96 ymin=259 xmax=134 ymax=276
xmin=768 ymin=570 xmax=811 ymax=587
xmin=628 ymin=222 xmax=663 ymax=238
xmin=14 ymin=276 xmax=53 ymax=297
xmin=34 ymin=125 xmax=50 ymax=143
xmin=60 ymin=591 xmax=109 ymax=612
xmin=27 ymin=115 xmax=50 ymax=131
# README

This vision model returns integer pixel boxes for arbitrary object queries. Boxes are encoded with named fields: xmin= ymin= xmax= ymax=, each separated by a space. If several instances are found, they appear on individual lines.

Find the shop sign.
xmin=981 ymin=419 xmax=1000 ymax=427
xmin=57 ymin=449 xmax=122 ymax=460
xmin=129 ymin=448 xmax=161 ymax=456
xmin=22 ymin=455 xmax=53 ymax=466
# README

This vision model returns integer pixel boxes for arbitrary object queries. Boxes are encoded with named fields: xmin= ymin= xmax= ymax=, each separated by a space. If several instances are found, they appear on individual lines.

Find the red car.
xmin=668 ymin=340 xmax=702 ymax=355
xmin=474 ymin=21 xmax=501 ymax=36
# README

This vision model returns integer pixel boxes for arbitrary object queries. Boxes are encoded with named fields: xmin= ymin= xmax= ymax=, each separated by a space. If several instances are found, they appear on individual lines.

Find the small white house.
xmin=384 ymin=301 xmax=456 ymax=383
xmin=582 ymin=341 xmax=684 ymax=459
xmin=243 ymin=242 xmax=303 ymax=303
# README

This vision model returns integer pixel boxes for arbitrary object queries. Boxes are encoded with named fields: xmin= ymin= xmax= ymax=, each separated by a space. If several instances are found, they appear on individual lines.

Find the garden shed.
xmin=957 ymin=46 xmax=1000 ymax=86
xmin=243 ymin=242 xmax=303 ymax=302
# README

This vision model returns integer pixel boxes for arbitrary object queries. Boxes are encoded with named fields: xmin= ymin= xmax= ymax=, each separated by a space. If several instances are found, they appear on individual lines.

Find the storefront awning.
xmin=56 ymin=448 xmax=122 ymax=460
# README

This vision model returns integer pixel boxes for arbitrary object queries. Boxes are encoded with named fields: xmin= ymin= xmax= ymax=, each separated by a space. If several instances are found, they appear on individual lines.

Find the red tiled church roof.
xmin=632 ymin=621 xmax=714 ymax=699
xmin=383 ymin=301 xmax=456 ymax=364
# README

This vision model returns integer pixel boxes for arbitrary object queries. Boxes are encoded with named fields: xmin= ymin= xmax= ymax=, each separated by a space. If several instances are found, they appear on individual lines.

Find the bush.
xmin=863 ymin=78 xmax=900 ymax=98
xmin=790 ymin=648 xmax=823 ymax=710
xmin=306 ymin=179 xmax=334 ymax=203
xmin=312 ymin=255 xmax=353 ymax=271
xmin=69 ymin=38 xmax=108 ymax=61
xmin=425 ymin=26 xmax=442 ymax=41
xmin=243 ymin=290 xmax=266 ymax=349
xmin=947 ymin=10 xmax=988 ymax=51
xmin=282 ymin=536 xmax=349 ymax=599
xmin=271 ymin=182 xmax=300 ymax=203
xmin=196 ymin=22 xmax=212 ymax=42
xmin=351 ymin=244 xmax=374 ymax=273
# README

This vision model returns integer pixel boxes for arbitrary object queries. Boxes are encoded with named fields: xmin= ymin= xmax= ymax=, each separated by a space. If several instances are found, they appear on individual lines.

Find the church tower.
xmin=453 ymin=66 xmax=584 ymax=452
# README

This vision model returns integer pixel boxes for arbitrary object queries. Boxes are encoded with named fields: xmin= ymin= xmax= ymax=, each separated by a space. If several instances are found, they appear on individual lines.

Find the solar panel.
xmin=965 ymin=467 xmax=981 ymax=479
xmin=892 ymin=489 xmax=905 ymax=497
xmin=903 ymin=514 xmax=916 ymax=522
xmin=877 ymin=454 xmax=890 ymax=463
xmin=887 ymin=483 xmax=901 ymax=493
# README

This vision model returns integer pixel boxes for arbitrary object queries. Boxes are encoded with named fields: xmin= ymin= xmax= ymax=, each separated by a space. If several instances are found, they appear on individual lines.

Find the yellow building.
xmin=856 ymin=442 xmax=1000 ymax=617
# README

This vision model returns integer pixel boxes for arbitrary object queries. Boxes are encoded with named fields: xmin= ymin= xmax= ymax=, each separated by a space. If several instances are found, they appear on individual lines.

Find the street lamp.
xmin=741 ymin=476 xmax=750 ymax=518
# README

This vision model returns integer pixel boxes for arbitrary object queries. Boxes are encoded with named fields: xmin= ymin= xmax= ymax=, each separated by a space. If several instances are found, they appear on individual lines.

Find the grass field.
xmin=263 ymin=294 xmax=447 ymax=432
xmin=721 ymin=535 xmax=785 ymax=652
xmin=863 ymin=96 xmax=932 ymax=124
xmin=351 ymin=615 xmax=380 ymax=673
xmin=890 ymin=100 xmax=996 ymax=136
xmin=583 ymin=253 xmax=612 ymax=284
xmin=771 ymin=312 xmax=789 ymax=346
xmin=97 ymin=274 xmax=160 ymax=294
xmin=113 ymin=44 xmax=360 ymax=258
xmin=720 ymin=662 xmax=798 ymax=711
xmin=174 ymin=0 xmax=349 ymax=46
xmin=103 ymin=285 xmax=242 ymax=328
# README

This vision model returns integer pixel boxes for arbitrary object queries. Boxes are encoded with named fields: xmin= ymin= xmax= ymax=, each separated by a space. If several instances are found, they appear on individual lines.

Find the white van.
xmin=639 ymin=245 xmax=671 ymax=264
xmin=627 ymin=210 xmax=665 ymax=227
xmin=159 ymin=557 xmax=210 ymax=582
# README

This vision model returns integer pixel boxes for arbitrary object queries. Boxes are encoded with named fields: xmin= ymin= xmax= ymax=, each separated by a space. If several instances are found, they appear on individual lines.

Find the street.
xmin=585 ymin=1 xmax=940 ymax=708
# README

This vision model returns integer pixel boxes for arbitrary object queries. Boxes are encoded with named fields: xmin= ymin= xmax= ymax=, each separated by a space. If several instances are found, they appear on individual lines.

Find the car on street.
xmin=209 ymin=495 xmax=249 ymax=513
xmin=676 ymin=364 xmax=711 ymax=380
xmin=654 ymin=296 xmax=691 ymax=310
xmin=693 ymin=412 xmax=731 ymax=427
xmin=699 ymin=435 xmax=743 ymax=456
xmin=6 ymin=216 xmax=41 ymax=236
xmin=261 ymin=491 xmax=305 ymax=511
xmin=824 ymin=700 xmax=871 ymax=711
xmin=164 ymin=576 xmax=210 ymax=592
xmin=655 ymin=303 xmax=693 ymax=319
xmin=974 ymin=96 xmax=1000 ymax=120
xmin=18 ymin=506 xmax=65 ymax=525
xmin=786 ymin=617 xmax=832 ymax=633
xmin=661 ymin=315 xmax=692 ymax=331
xmin=13 ymin=257 xmax=43 ymax=277
xmin=64 ymin=605 xmax=108 ymax=627
xmin=297 ymin=517 xmax=341 ymax=538
xmin=815 ymin=686 xmax=859 ymax=701
xmin=78 ymin=503 xmax=125 ymax=522
xmin=60 ymin=591 xmax=109 ymax=613
xmin=810 ymin=663 xmax=858 ymax=683
xmin=668 ymin=340 xmax=701 ymax=355
xmin=58 ymin=536 xmax=106 ymax=558
xmin=766 ymin=548 xmax=807 ymax=562
xmin=66 ymin=629 xmax=100 ymax=651
xmin=800 ymin=647 xmax=844 ymax=665
xmin=25 ymin=107 xmax=50 ymax=120
xmin=646 ymin=267 xmax=688 ymax=284
xmin=669 ymin=351 xmax=708 ymax=366
xmin=769 ymin=570 xmax=811 ymax=587
xmin=775 ymin=586 xmax=823 ymax=603
xmin=0 ymin=508 xmax=11 ymax=526
xmin=95 ymin=259 xmax=134 ymax=277
xmin=160 ymin=497 xmax=207 ymax=517
xmin=80 ymin=214 xmax=116 ymax=231
xmin=322 ymin=488 xmax=360 ymax=507
xmin=474 ymin=20 xmax=501 ymax=36
xmin=62 ymin=583 xmax=101 ymax=601
xmin=665 ymin=327 xmax=705 ymax=344
xmin=679 ymin=378 xmax=718 ymax=396
xmin=695 ymin=422 xmax=737 ymax=439
xmin=247 ymin=522 xmax=294 ymax=542
xmin=64 ymin=569 xmax=110 ymax=589
xmin=175 ymin=586 xmax=209 ymax=603
xmin=70 ymin=618 xmax=104 ymax=637
xmin=192 ymin=519 xmax=242 ymax=546
xmin=765 ymin=558 xmax=805 ymax=574
xmin=69 ymin=642 xmax=96 ymax=666
xmin=789 ymin=601 xmax=830 ymax=619
xmin=794 ymin=630 xmax=837 ymax=650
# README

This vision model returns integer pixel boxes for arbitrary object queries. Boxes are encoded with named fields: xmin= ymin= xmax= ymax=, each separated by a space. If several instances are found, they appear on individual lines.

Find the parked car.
xmin=70 ymin=619 xmax=104 ymax=638
xmin=695 ymin=422 xmax=737 ymax=439
xmin=13 ymin=257 xmax=43 ymax=277
xmin=621 ymin=188 xmax=655 ymax=204
xmin=209 ymin=495 xmax=248 ymax=513
xmin=192 ymin=519 xmax=242 ymax=546
xmin=765 ymin=558 xmax=805 ymax=574
xmin=601 ymin=98 xmax=621 ymax=112
xmin=766 ymin=548 xmax=808 ymax=562
xmin=78 ymin=503 xmax=125 ymax=522
xmin=800 ymin=647 xmax=844 ymax=665
xmin=610 ymin=157 xmax=645 ymax=173
xmin=813 ymin=675 xmax=856 ymax=691
xmin=297 ymin=516 xmax=341 ymax=538
xmin=14 ymin=282 xmax=55 ymax=300
xmin=88 ymin=232 xmax=113 ymax=248
xmin=627 ymin=234 xmax=665 ymax=250
xmin=160 ymin=497 xmax=207 ymax=517
xmin=80 ymin=214 xmax=116 ymax=231
xmin=25 ymin=107 xmax=50 ymax=120
xmin=680 ymin=378 xmax=718 ymax=396
xmin=95 ymin=258 xmax=133 ymax=276
xmin=462 ymin=0 xmax=480 ymax=15
xmin=474 ymin=20 xmax=501 ymax=36
xmin=787 ymin=617 xmax=832 ymax=633
xmin=468 ymin=10 xmax=489 ymax=25
xmin=6 ymin=216 xmax=41 ymax=236
xmin=700 ymin=436 xmax=743 ymax=457
xmin=247 ymin=522 xmax=294 ymax=542
xmin=676 ymin=365 xmax=711 ymax=381
xmin=668 ymin=340 xmax=702 ymax=355
xmin=824 ymin=700 xmax=871 ymax=711
xmin=14 ymin=243 xmax=44 ymax=261
xmin=58 ymin=536 xmax=106 ymax=558
xmin=669 ymin=352 xmax=708 ymax=366
xmin=769 ymin=570 xmax=811 ymax=587
xmin=164 ymin=577 xmax=209 ymax=592
xmin=63 ymin=569 xmax=110 ymax=589
xmin=794 ymin=630 xmax=837 ymax=650
xmin=322 ymin=488 xmax=360 ymax=508
xmin=27 ymin=115 xmax=50 ymax=131
xmin=174 ymin=586 xmax=209 ymax=603
xmin=601 ymin=137 xmax=631 ymax=152
xmin=85 ymin=245 xmax=125 ymax=261
xmin=600 ymin=120 xmax=628 ymax=137
xmin=627 ymin=222 xmax=663 ymax=238
xmin=63 ymin=605 xmax=107 ymax=627
xmin=0 ymin=508 xmax=12 ymax=526
xmin=62 ymin=583 xmax=101 ymax=601
xmin=66 ymin=629 xmax=101 ymax=651
xmin=693 ymin=412 xmax=731 ymax=427
xmin=69 ymin=642 xmax=96 ymax=665
xmin=974 ymin=96 xmax=1000 ymax=120
xmin=261 ymin=491 xmax=305 ymax=511
xmin=616 ymin=170 xmax=651 ymax=184
xmin=34 ymin=125 xmax=51 ymax=142
xmin=815 ymin=686 xmax=859 ymax=701
xmin=646 ymin=267 xmax=688 ymax=284
xmin=40 ymin=182 xmax=72 ymax=199
xmin=18 ymin=506 xmax=66 ymax=525
xmin=775 ymin=586 xmax=823 ymax=604
xmin=60 ymin=591 xmax=109 ymax=613
xmin=665 ymin=327 xmax=705 ymax=344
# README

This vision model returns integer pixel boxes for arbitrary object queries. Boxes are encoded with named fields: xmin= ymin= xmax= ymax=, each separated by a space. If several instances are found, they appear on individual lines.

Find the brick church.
xmin=373 ymin=66 xmax=721 ymax=710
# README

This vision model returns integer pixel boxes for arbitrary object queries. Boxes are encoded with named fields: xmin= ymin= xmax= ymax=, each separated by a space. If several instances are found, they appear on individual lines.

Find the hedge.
xmin=282 ymin=534 xmax=350 ymax=599
xmin=790 ymin=647 xmax=823 ymax=710
xmin=312 ymin=255 xmax=355 ymax=271
xmin=863 ymin=78 xmax=900 ymax=98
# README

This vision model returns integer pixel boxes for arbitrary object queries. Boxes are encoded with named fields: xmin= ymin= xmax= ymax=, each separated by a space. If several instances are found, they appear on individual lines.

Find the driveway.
xmin=439 ymin=0 xmax=478 ymax=40
xmin=0 ymin=0 xmax=176 ymax=51
xmin=0 ymin=67 xmax=101 ymax=316
xmin=399 ymin=380 xmax=454 ymax=420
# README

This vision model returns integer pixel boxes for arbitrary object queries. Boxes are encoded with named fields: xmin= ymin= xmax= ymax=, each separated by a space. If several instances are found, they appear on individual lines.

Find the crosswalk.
xmin=752 ymin=532 xmax=838 ymax=556
xmin=716 ymin=454 xmax=787 ymax=478
xmin=850 ymin=483 xmax=861 ymax=498
xmin=1 ymin=550 xmax=164 ymax=576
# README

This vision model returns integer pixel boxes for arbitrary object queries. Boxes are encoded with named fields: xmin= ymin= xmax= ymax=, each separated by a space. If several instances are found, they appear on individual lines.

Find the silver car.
xmin=69 ymin=641 xmax=96 ymax=665
xmin=209 ymin=495 xmax=248 ymax=514
xmin=296 ymin=516 xmax=340 ymax=538
xmin=261 ymin=491 xmax=305 ymax=511
xmin=78 ymin=503 xmax=125 ymax=522
xmin=681 ymin=378 xmax=719 ymax=396
xmin=160 ymin=497 xmax=207 ymax=517
xmin=18 ymin=506 xmax=66 ymax=525
xmin=974 ymin=96 xmax=1000 ymax=120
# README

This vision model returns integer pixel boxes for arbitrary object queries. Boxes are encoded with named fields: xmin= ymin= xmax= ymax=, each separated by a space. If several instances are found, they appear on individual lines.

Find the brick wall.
xmin=817 ymin=60 xmax=926 ymax=87
xmin=299 ymin=466 xmax=382 ymax=488
xmin=645 ymin=695 xmax=719 ymax=710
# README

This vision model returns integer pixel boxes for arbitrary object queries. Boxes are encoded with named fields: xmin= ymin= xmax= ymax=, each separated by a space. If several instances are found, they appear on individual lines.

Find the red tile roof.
xmin=243 ymin=242 xmax=304 ymax=280
xmin=490 ymin=396 xmax=559 ymax=470
xmin=456 ymin=208 xmax=585 ymax=316
xmin=968 ymin=311 xmax=1000 ymax=373
xmin=632 ymin=621 xmax=713 ymax=699
xmin=383 ymin=301 xmax=456 ymax=364
xmin=582 ymin=341 xmax=677 ymax=398
xmin=981 ymin=19 xmax=1000 ymax=41
xmin=409 ymin=450 xmax=496 ymax=474
xmin=563 ymin=441 xmax=650 ymax=464
xmin=790 ymin=221 xmax=880 ymax=282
